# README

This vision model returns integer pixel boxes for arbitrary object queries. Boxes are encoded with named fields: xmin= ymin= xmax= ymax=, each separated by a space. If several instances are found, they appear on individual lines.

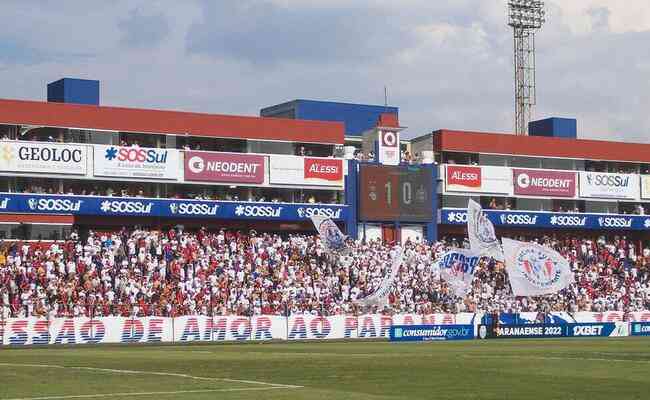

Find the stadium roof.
xmin=425 ymin=129 xmax=650 ymax=163
xmin=0 ymin=98 xmax=344 ymax=145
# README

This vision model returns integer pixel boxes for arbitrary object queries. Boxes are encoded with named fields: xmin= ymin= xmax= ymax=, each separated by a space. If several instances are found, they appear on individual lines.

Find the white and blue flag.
xmin=310 ymin=215 xmax=347 ymax=252
xmin=502 ymin=238 xmax=574 ymax=297
xmin=467 ymin=199 xmax=504 ymax=261
xmin=438 ymin=249 xmax=482 ymax=298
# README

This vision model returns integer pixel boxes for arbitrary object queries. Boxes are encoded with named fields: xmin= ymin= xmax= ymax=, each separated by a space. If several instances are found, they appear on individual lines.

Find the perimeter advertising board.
xmin=390 ymin=325 xmax=473 ymax=341
xmin=184 ymin=151 xmax=265 ymax=184
xmin=93 ymin=145 xmax=180 ymax=180
xmin=631 ymin=322 xmax=650 ymax=336
xmin=269 ymin=155 xmax=344 ymax=187
xmin=478 ymin=323 xmax=625 ymax=339
xmin=0 ymin=141 xmax=87 ymax=175
xmin=579 ymin=172 xmax=638 ymax=199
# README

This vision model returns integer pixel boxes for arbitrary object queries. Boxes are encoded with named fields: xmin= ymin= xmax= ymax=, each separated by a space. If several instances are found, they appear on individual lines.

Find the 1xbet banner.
xmin=390 ymin=325 xmax=474 ymax=342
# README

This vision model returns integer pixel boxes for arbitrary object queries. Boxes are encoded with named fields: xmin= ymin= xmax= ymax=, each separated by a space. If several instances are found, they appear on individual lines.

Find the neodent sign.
xmin=513 ymin=169 xmax=576 ymax=198
xmin=184 ymin=151 xmax=265 ymax=184
xmin=389 ymin=324 xmax=473 ymax=341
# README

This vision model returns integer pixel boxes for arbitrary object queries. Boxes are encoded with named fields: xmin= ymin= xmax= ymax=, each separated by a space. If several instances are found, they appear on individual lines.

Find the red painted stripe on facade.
xmin=0 ymin=98 xmax=344 ymax=144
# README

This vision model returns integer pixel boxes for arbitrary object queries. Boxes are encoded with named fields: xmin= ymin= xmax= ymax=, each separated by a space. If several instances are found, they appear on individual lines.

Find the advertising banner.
xmin=641 ymin=176 xmax=650 ymax=199
xmin=579 ymin=171 xmax=639 ymax=199
xmin=489 ymin=324 xmax=565 ymax=339
xmin=1 ymin=314 xmax=480 ymax=346
xmin=441 ymin=208 xmax=650 ymax=231
xmin=6 ymin=313 xmax=648 ymax=346
xmin=93 ymin=145 xmax=180 ymax=180
xmin=566 ymin=323 xmax=626 ymax=338
xmin=444 ymin=165 xmax=510 ymax=194
xmin=184 ymin=151 xmax=265 ymax=184
xmin=390 ymin=325 xmax=473 ymax=341
xmin=378 ymin=129 xmax=400 ymax=166
xmin=631 ymin=322 xmax=650 ymax=336
xmin=0 ymin=141 xmax=87 ymax=175
xmin=513 ymin=169 xmax=576 ymax=198
xmin=269 ymin=155 xmax=344 ymax=187
xmin=0 ymin=193 xmax=348 ymax=221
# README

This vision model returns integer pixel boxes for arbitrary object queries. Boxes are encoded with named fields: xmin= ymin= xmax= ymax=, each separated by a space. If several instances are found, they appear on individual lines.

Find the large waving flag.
xmin=359 ymin=246 xmax=403 ymax=307
xmin=502 ymin=238 xmax=574 ymax=297
xmin=310 ymin=215 xmax=347 ymax=252
xmin=438 ymin=249 xmax=482 ymax=298
xmin=467 ymin=199 xmax=504 ymax=261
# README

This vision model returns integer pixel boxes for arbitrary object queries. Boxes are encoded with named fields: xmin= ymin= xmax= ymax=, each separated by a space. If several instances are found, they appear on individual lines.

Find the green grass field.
xmin=1 ymin=338 xmax=649 ymax=400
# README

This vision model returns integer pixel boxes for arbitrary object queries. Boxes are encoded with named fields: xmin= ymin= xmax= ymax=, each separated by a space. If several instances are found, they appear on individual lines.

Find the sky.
xmin=0 ymin=0 xmax=648 ymax=142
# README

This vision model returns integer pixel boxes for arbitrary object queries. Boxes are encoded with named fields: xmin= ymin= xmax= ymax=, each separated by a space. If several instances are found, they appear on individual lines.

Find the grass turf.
xmin=1 ymin=338 xmax=649 ymax=400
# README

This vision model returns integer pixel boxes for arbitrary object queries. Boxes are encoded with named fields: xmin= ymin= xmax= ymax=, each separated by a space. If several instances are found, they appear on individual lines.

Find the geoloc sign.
xmin=0 ymin=141 xmax=87 ymax=175
xmin=441 ymin=208 xmax=650 ymax=231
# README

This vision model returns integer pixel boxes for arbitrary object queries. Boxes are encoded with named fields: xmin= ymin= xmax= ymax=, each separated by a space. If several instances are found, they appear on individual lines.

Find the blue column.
xmin=344 ymin=159 xmax=359 ymax=239
xmin=425 ymin=164 xmax=438 ymax=242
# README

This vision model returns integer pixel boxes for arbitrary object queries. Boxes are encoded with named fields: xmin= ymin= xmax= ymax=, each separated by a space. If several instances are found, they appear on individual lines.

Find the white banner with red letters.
xmin=3 ymin=312 xmax=648 ymax=345
xmin=269 ymin=155 xmax=345 ymax=187
xmin=444 ymin=165 xmax=510 ymax=194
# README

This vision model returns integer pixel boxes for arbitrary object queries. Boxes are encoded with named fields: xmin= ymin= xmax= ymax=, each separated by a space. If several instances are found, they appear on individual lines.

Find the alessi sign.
xmin=93 ymin=145 xmax=179 ymax=180
xmin=444 ymin=165 xmax=510 ymax=194
xmin=446 ymin=165 xmax=481 ymax=188
xmin=269 ymin=155 xmax=344 ymax=187
xmin=0 ymin=141 xmax=87 ymax=175
xmin=304 ymin=158 xmax=343 ymax=181
xmin=513 ymin=169 xmax=576 ymax=197
xmin=184 ymin=151 xmax=265 ymax=184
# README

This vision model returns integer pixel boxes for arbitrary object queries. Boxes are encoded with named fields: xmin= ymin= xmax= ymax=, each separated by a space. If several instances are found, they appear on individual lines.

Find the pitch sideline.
xmin=2 ymin=386 xmax=293 ymax=400
xmin=0 ymin=362 xmax=304 ymax=389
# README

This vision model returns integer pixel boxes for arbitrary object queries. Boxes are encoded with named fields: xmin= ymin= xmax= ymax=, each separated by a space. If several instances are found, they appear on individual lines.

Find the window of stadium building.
xmin=9 ymin=224 xmax=73 ymax=241
xmin=0 ymin=223 xmax=22 ymax=240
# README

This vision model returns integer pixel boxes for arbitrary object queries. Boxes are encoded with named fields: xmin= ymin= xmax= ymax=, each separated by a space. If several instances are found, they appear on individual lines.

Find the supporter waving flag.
xmin=437 ymin=249 xmax=482 ymax=298
xmin=467 ymin=199 xmax=504 ymax=261
xmin=358 ymin=246 xmax=403 ymax=307
xmin=310 ymin=215 xmax=347 ymax=252
xmin=502 ymin=238 xmax=574 ymax=297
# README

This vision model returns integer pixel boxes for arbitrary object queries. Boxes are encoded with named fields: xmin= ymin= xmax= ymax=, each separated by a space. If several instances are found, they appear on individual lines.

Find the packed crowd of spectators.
xmin=1 ymin=229 xmax=649 ymax=319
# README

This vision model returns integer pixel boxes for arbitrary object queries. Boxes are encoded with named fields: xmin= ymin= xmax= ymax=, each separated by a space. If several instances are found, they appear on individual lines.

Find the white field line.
xmin=462 ymin=355 xmax=650 ymax=364
xmin=3 ymin=387 xmax=291 ymax=400
xmin=0 ymin=363 xmax=303 ymax=389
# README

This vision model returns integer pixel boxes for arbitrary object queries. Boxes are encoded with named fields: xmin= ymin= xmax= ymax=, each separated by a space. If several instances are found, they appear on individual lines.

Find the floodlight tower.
xmin=508 ymin=0 xmax=546 ymax=135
